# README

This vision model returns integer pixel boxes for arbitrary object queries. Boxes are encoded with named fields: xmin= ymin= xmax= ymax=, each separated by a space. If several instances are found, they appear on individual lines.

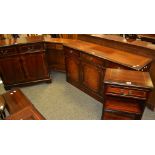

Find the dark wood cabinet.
xmin=21 ymin=52 xmax=49 ymax=81
xmin=65 ymin=56 xmax=80 ymax=85
xmin=6 ymin=106 xmax=46 ymax=120
xmin=3 ymin=88 xmax=45 ymax=120
xmin=46 ymin=43 xmax=65 ymax=72
xmin=0 ymin=44 xmax=51 ymax=89
xmin=0 ymin=37 xmax=153 ymax=111
xmin=0 ymin=56 xmax=25 ymax=85
xmin=64 ymin=45 xmax=152 ymax=103
xmin=81 ymin=61 xmax=103 ymax=95
xmin=102 ymin=69 xmax=154 ymax=120
xmin=65 ymin=47 xmax=105 ymax=101
xmin=80 ymin=53 xmax=105 ymax=96
xmin=65 ymin=47 xmax=80 ymax=87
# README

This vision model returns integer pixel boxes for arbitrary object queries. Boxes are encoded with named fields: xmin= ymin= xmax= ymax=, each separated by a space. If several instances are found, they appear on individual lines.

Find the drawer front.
xmin=46 ymin=43 xmax=63 ymax=50
xmin=64 ymin=47 xmax=80 ymax=57
xmin=0 ymin=46 xmax=17 ymax=57
xmin=56 ymin=44 xmax=63 ymax=50
xmin=46 ymin=43 xmax=56 ymax=49
xmin=19 ymin=43 xmax=44 ymax=53
xmin=81 ymin=53 xmax=104 ymax=66
xmin=103 ymin=111 xmax=136 ymax=120
xmin=106 ymin=86 xmax=147 ymax=99
xmin=128 ymin=89 xmax=147 ymax=98
xmin=105 ymin=61 xmax=130 ymax=70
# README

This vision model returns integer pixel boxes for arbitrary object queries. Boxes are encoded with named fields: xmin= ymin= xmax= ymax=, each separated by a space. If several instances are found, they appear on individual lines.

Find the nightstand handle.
xmin=120 ymin=89 xmax=124 ymax=95
xmin=128 ymin=90 xmax=132 ymax=95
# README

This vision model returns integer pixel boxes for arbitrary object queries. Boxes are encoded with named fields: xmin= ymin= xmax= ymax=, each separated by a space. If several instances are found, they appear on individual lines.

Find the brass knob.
xmin=120 ymin=89 xmax=124 ymax=95
xmin=128 ymin=90 xmax=132 ymax=95
xmin=28 ymin=47 xmax=32 ymax=50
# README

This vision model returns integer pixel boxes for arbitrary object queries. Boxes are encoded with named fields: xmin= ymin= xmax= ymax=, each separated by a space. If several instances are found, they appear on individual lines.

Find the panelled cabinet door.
xmin=81 ymin=62 xmax=103 ymax=94
xmin=0 ymin=56 xmax=25 ymax=84
xmin=21 ymin=52 xmax=49 ymax=80
xmin=65 ymin=56 xmax=80 ymax=84
xmin=46 ymin=49 xmax=65 ymax=71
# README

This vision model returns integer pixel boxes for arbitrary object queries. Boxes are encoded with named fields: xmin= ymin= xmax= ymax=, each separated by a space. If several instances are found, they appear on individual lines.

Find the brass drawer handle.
xmin=28 ymin=47 xmax=33 ymax=50
xmin=120 ymin=89 xmax=124 ymax=94
xmin=120 ymin=89 xmax=127 ymax=95
xmin=128 ymin=90 xmax=132 ymax=95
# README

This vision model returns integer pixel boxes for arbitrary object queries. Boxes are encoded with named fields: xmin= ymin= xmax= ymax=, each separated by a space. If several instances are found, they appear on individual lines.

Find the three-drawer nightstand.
xmin=102 ymin=68 xmax=154 ymax=120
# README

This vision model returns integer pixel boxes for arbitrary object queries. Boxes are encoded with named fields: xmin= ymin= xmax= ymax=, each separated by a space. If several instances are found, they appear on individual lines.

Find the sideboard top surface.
xmin=0 ymin=36 xmax=152 ymax=70
xmin=104 ymin=68 xmax=154 ymax=89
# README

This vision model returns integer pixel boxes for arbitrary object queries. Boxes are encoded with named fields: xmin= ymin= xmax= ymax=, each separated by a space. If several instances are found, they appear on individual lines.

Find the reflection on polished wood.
xmin=2 ymin=88 xmax=45 ymax=120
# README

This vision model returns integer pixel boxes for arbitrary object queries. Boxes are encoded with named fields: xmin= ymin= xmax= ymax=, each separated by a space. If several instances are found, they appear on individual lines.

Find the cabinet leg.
xmin=46 ymin=79 xmax=52 ymax=83
xmin=147 ymin=103 xmax=155 ymax=111
xmin=4 ymin=86 xmax=11 ymax=90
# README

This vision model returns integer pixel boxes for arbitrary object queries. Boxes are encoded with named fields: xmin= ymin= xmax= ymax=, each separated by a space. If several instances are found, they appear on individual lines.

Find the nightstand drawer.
xmin=106 ymin=86 xmax=147 ymax=99
xmin=104 ymin=96 xmax=143 ymax=114
xmin=103 ymin=111 xmax=136 ymax=120
xmin=128 ymin=89 xmax=147 ymax=98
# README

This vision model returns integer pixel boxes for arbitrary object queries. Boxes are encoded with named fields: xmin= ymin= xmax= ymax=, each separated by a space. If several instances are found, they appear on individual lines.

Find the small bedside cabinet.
xmin=102 ymin=68 xmax=154 ymax=120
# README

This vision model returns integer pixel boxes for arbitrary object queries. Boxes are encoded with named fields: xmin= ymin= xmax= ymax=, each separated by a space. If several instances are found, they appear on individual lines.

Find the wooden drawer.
xmin=105 ymin=61 xmax=130 ymax=70
xmin=106 ymin=86 xmax=147 ymax=99
xmin=19 ymin=43 xmax=44 ymax=53
xmin=104 ymin=96 xmax=143 ymax=114
xmin=46 ymin=43 xmax=56 ymax=49
xmin=81 ymin=53 xmax=104 ymax=66
xmin=0 ymin=46 xmax=17 ymax=57
xmin=64 ymin=47 xmax=80 ymax=57
xmin=103 ymin=111 xmax=136 ymax=120
xmin=46 ymin=43 xmax=63 ymax=50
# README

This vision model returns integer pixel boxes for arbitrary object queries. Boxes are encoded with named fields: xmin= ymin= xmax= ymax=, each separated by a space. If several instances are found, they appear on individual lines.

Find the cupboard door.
xmin=21 ymin=52 xmax=49 ymax=81
xmin=65 ymin=56 xmax=80 ymax=85
xmin=0 ymin=56 xmax=25 ymax=85
xmin=46 ymin=49 xmax=65 ymax=72
xmin=81 ymin=62 xmax=103 ymax=94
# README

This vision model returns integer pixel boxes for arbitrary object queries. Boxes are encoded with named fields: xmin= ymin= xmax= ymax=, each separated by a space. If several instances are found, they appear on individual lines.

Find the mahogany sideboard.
xmin=102 ymin=69 xmax=154 ymax=120
xmin=63 ymin=41 xmax=152 ymax=103
xmin=0 ymin=41 xmax=51 ymax=90
xmin=0 ymin=36 xmax=153 ymax=108
xmin=78 ymin=34 xmax=155 ymax=110
xmin=2 ymin=88 xmax=45 ymax=120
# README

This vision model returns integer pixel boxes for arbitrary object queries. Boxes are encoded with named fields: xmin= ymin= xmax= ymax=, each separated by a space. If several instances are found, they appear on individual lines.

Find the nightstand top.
xmin=104 ymin=68 xmax=154 ymax=89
